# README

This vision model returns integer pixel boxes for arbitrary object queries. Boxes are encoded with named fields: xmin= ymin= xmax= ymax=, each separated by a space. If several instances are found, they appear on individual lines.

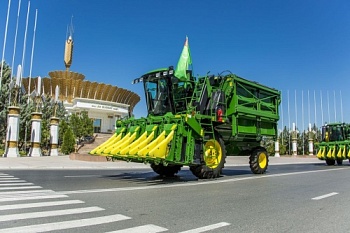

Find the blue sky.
xmin=1 ymin=0 xmax=350 ymax=131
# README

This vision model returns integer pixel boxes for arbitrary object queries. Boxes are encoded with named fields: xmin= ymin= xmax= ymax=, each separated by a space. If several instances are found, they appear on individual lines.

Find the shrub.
xmin=61 ymin=127 xmax=76 ymax=155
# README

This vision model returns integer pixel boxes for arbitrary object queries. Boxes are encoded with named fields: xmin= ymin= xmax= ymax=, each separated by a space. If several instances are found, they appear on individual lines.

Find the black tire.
xmin=249 ymin=148 xmax=269 ymax=174
xmin=336 ymin=159 xmax=343 ymax=165
xmin=190 ymin=132 xmax=226 ymax=179
xmin=325 ymin=159 xmax=335 ymax=166
xmin=150 ymin=163 xmax=182 ymax=177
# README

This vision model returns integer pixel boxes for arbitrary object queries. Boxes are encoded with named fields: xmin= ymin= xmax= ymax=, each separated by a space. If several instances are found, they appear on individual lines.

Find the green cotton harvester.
xmin=90 ymin=38 xmax=281 ymax=178
xmin=316 ymin=122 xmax=350 ymax=165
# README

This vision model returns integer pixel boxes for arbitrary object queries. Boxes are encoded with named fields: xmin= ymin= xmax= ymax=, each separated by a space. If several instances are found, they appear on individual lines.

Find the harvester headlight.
xmin=156 ymin=72 xmax=160 ymax=78
xmin=163 ymin=71 xmax=168 ymax=76
xmin=169 ymin=70 xmax=174 ymax=75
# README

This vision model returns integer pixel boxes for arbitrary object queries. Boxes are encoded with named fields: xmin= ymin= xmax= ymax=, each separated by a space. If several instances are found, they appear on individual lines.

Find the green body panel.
xmin=91 ymin=67 xmax=281 ymax=166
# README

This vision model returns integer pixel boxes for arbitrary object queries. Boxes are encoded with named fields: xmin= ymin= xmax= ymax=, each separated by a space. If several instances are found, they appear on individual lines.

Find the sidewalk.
xmin=0 ymin=154 xmax=324 ymax=170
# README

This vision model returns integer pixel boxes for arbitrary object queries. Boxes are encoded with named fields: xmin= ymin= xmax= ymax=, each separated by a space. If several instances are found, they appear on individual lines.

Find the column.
xmin=274 ymin=140 xmax=280 ymax=157
xmin=4 ymin=106 xmax=20 ymax=157
xmin=28 ymin=112 xmax=43 ymax=157
xmin=49 ymin=117 xmax=60 ymax=156
xmin=292 ymin=123 xmax=297 ymax=156
xmin=308 ymin=124 xmax=314 ymax=156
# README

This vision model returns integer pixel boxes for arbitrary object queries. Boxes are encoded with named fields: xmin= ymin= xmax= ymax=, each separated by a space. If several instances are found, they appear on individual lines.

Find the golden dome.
xmin=22 ymin=70 xmax=140 ymax=112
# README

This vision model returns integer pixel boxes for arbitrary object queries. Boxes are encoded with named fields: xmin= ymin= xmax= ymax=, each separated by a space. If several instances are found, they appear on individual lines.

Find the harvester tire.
xmin=249 ymin=148 xmax=269 ymax=174
xmin=325 ymin=159 xmax=335 ymax=166
xmin=336 ymin=159 xmax=343 ymax=165
xmin=189 ymin=132 xmax=226 ymax=179
xmin=150 ymin=164 xmax=182 ymax=177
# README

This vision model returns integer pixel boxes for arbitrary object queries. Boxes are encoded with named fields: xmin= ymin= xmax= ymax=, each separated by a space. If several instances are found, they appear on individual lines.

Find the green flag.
xmin=175 ymin=36 xmax=192 ymax=81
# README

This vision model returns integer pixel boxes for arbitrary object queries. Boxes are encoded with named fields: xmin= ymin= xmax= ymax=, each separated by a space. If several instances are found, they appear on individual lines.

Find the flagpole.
xmin=11 ymin=0 xmax=21 ymax=79
xmin=0 ymin=0 xmax=11 ymax=95
xmin=302 ymin=90 xmax=304 ymax=155
xmin=294 ymin=89 xmax=297 ymax=129
xmin=320 ymin=90 xmax=324 ymax=125
xmin=9 ymin=0 xmax=21 ymax=105
xmin=28 ymin=9 xmax=38 ymax=98
xmin=333 ymin=90 xmax=336 ymax=122
xmin=308 ymin=90 xmax=310 ymax=125
xmin=313 ymin=90 xmax=317 ymax=139
xmin=20 ymin=0 xmax=30 ymax=84
xmin=327 ymin=91 xmax=330 ymax=123
xmin=288 ymin=90 xmax=291 ymax=155
xmin=281 ymin=91 xmax=284 ymax=146
xmin=340 ymin=90 xmax=343 ymax=123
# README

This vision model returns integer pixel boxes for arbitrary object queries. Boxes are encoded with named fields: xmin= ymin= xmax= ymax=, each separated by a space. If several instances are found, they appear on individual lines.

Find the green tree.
xmin=61 ymin=127 xmax=75 ymax=154
xmin=70 ymin=113 xmax=83 ymax=139
xmin=59 ymin=119 xmax=69 ymax=146
xmin=80 ymin=111 xmax=93 ymax=137
xmin=0 ymin=62 xmax=12 ymax=149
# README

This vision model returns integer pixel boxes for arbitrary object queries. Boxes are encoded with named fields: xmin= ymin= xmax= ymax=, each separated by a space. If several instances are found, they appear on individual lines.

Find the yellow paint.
xmin=138 ymin=131 xmax=166 ymax=157
xmin=110 ymin=132 xmax=137 ymax=154
xmin=326 ymin=148 xmax=335 ymax=159
xmin=129 ymin=131 xmax=156 ymax=155
xmin=258 ymin=152 xmax=267 ymax=169
xmin=119 ymin=131 xmax=148 ymax=156
xmin=91 ymin=133 xmax=118 ymax=154
xmin=317 ymin=147 xmax=325 ymax=159
xmin=203 ymin=139 xmax=222 ymax=169
xmin=148 ymin=130 xmax=175 ymax=159
xmin=104 ymin=132 xmax=131 ymax=154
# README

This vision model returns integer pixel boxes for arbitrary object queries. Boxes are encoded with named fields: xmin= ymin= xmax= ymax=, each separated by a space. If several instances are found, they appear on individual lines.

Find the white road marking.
xmin=105 ymin=224 xmax=168 ymax=233
xmin=0 ymin=177 xmax=19 ymax=180
xmin=58 ymin=167 xmax=348 ymax=195
xmin=0 ymin=180 xmax=26 ymax=183
xmin=0 ymin=206 xmax=104 ymax=222
xmin=0 ymin=183 xmax=33 ymax=186
xmin=0 ymin=200 xmax=84 ymax=211
xmin=0 ymin=175 xmax=15 ymax=178
xmin=0 ymin=189 xmax=56 ymax=198
xmin=0 ymin=214 xmax=131 ymax=233
xmin=0 ymin=194 xmax=68 ymax=203
xmin=0 ymin=186 xmax=42 ymax=190
xmin=178 ymin=222 xmax=231 ymax=233
xmin=312 ymin=192 xmax=339 ymax=200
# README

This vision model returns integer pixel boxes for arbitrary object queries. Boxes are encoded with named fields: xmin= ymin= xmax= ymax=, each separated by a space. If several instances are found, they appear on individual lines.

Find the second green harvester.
xmin=317 ymin=122 xmax=350 ymax=165
xmin=91 ymin=66 xmax=281 ymax=178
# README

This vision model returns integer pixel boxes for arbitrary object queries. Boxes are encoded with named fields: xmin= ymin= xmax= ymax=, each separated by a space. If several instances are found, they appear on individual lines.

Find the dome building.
xmin=21 ymin=35 xmax=140 ymax=133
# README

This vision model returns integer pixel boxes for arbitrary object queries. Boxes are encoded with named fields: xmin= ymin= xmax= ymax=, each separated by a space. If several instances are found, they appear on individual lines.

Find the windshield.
xmin=323 ymin=125 xmax=344 ymax=142
xmin=145 ymin=78 xmax=171 ymax=115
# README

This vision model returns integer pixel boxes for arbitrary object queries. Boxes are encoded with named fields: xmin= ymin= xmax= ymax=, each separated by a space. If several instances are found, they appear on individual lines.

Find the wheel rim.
xmin=204 ymin=139 xmax=222 ymax=169
xmin=258 ymin=151 xmax=267 ymax=169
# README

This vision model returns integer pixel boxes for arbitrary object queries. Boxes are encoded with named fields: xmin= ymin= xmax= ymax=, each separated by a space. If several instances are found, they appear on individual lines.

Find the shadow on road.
xmin=100 ymin=167 xmax=254 ymax=185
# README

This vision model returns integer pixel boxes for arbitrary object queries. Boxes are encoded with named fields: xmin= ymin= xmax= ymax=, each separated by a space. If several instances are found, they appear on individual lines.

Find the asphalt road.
xmin=1 ymin=162 xmax=350 ymax=233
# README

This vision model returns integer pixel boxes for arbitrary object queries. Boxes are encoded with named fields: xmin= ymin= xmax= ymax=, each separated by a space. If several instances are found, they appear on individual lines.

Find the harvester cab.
xmin=133 ymin=67 xmax=195 ymax=116
xmin=317 ymin=122 xmax=350 ymax=165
